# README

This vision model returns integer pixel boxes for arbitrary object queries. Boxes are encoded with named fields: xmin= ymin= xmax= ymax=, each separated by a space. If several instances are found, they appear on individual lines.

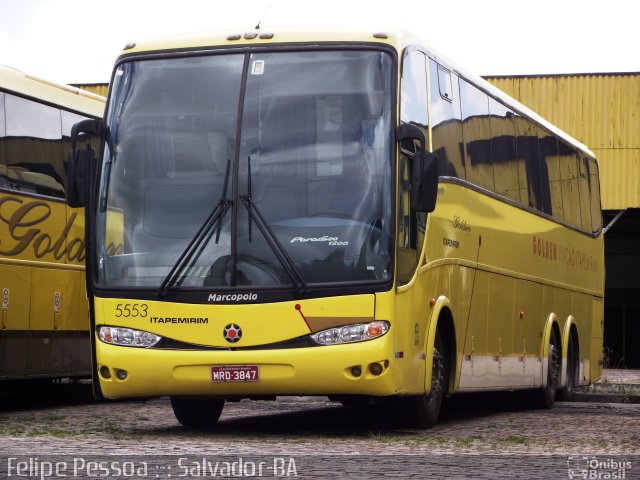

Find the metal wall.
xmin=485 ymin=73 xmax=640 ymax=211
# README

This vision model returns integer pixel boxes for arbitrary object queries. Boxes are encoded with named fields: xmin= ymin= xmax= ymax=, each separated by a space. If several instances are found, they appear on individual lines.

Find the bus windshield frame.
xmin=93 ymin=46 xmax=398 ymax=300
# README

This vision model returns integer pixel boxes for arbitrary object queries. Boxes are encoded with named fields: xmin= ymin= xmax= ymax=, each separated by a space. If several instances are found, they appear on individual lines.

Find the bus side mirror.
xmin=66 ymin=119 xmax=102 ymax=208
xmin=397 ymin=122 xmax=439 ymax=213
xmin=411 ymin=151 xmax=439 ymax=213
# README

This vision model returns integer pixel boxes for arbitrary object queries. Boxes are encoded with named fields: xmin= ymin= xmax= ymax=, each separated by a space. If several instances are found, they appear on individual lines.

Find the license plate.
xmin=211 ymin=365 xmax=260 ymax=383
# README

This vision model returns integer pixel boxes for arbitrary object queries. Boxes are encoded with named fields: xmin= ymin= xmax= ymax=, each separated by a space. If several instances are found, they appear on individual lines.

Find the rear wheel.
xmin=535 ymin=328 xmax=561 ymax=408
xmin=170 ymin=396 xmax=225 ymax=429
xmin=558 ymin=335 xmax=578 ymax=401
xmin=403 ymin=329 xmax=449 ymax=428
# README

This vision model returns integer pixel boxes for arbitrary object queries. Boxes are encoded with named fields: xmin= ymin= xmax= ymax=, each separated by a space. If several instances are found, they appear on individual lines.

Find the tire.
xmin=558 ymin=335 xmax=577 ymax=401
xmin=403 ymin=329 xmax=449 ymax=428
xmin=534 ymin=328 xmax=561 ymax=408
xmin=170 ymin=396 xmax=225 ymax=429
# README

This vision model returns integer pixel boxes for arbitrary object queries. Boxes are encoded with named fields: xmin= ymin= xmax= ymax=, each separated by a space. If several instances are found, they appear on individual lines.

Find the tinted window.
xmin=1 ymin=94 xmax=65 ymax=198
xmin=588 ymin=157 xmax=602 ymax=231
xmin=578 ymin=155 xmax=592 ymax=231
xmin=558 ymin=142 xmax=581 ymax=227
xmin=401 ymin=51 xmax=429 ymax=128
xmin=0 ymin=93 xmax=5 ymax=181
xmin=429 ymin=60 xmax=464 ymax=178
xmin=513 ymin=116 xmax=542 ymax=210
xmin=97 ymin=51 xmax=394 ymax=289
xmin=540 ymin=134 xmax=561 ymax=218
xmin=0 ymin=93 xmax=5 ymax=137
xmin=101 ymin=54 xmax=245 ymax=279
xmin=460 ymin=79 xmax=493 ymax=191
xmin=62 ymin=110 xmax=88 ymax=137
xmin=398 ymin=50 xmax=429 ymax=285
xmin=437 ymin=66 xmax=453 ymax=101
xmin=488 ymin=98 xmax=520 ymax=203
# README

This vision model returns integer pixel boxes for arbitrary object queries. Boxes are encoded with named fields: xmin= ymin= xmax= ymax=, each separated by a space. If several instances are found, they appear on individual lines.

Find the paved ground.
xmin=0 ymin=382 xmax=639 ymax=479
xmin=575 ymin=369 xmax=640 ymax=403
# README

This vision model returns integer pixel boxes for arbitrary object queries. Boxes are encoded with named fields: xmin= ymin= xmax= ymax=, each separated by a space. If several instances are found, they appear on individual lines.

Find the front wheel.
xmin=402 ymin=329 xmax=449 ymax=428
xmin=170 ymin=396 xmax=225 ymax=429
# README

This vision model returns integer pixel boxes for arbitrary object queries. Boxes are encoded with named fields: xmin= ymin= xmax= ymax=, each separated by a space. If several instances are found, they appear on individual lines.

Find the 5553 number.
xmin=114 ymin=303 xmax=148 ymax=318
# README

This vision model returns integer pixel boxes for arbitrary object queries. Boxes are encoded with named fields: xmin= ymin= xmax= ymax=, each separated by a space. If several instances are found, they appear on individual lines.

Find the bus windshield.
xmin=96 ymin=49 xmax=394 ymax=290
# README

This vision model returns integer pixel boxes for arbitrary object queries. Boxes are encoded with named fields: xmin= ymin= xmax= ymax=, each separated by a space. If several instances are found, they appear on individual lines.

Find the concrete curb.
xmin=572 ymin=369 xmax=640 ymax=403
xmin=571 ymin=391 xmax=640 ymax=404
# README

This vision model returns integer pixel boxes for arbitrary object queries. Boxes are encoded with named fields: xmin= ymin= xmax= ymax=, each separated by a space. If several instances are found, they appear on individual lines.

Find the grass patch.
xmin=454 ymin=437 xmax=474 ymax=448
xmin=39 ymin=414 xmax=65 ymax=422
xmin=1 ymin=425 xmax=27 ymax=436
xmin=503 ymin=435 xmax=529 ymax=445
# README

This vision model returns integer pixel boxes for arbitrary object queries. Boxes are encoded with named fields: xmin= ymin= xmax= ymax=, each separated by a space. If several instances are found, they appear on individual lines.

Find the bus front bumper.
xmin=96 ymin=335 xmax=398 ymax=399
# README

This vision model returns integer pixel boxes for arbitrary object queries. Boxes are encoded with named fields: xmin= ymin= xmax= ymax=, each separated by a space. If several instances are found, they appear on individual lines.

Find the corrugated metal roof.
xmin=486 ymin=73 xmax=640 ymax=210
xmin=70 ymin=83 xmax=109 ymax=97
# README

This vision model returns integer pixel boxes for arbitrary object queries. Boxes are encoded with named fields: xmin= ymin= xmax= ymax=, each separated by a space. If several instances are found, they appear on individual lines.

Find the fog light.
xmin=369 ymin=362 xmax=383 ymax=376
xmin=99 ymin=366 xmax=111 ymax=379
xmin=116 ymin=369 xmax=128 ymax=380
xmin=351 ymin=366 xmax=362 ymax=377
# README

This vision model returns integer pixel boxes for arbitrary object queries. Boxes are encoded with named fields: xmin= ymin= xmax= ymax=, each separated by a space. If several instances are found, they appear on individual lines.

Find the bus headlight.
xmin=99 ymin=326 xmax=162 ymax=348
xmin=310 ymin=321 xmax=390 ymax=345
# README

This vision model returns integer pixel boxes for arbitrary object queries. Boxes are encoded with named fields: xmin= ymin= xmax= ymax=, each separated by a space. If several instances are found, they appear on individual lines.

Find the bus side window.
xmin=540 ymin=134 xmax=561 ymax=219
xmin=577 ymin=154 xmax=593 ymax=231
xmin=587 ymin=157 xmax=602 ymax=232
xmin=398 ymin=50 xmax=428 ymax=285
xmin=3 ymin=93 xmax=65 ymax=198
xmin=0 ymin=92 xmax=4 ymax=136
xmin=516 ymin=118 xmax=543 ymax=211
xmin=460 ymin=79 xmax=494 ymax=192
xmin=429 ymin=60 xmax=464 ymax=179
xmin=488 ymin=98 xmax=520 ymax=203
xmin=0 ymin=92 xmax=5 ymax=188
xmin=559 ymin=143 xmax=582 ymax=228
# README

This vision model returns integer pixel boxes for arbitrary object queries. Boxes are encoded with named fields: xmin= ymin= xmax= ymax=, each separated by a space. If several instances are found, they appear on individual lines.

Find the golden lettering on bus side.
xmin=66 ymin=236 xmax=86 ymax=262
xmin=0 ymin=195 xmax=90 ymax=262
xmin=532 ymin=234 xmax=597 ymax=273
xmin=0 ymin=196 xmax=49 ymax=256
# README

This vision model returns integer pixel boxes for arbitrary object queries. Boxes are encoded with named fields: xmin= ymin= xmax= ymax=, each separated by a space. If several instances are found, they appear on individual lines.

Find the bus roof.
xmin=117 ymin=27 xmax=595 ymax=160
xmin=0 ymin=64 xmax=105 ymax=117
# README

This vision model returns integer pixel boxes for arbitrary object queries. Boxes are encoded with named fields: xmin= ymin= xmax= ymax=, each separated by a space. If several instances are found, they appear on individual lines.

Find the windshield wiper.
xmin=158 ymin=159 xmax=232 ymax=296
xmin=240 ymin=156 xmax=307 ymax=294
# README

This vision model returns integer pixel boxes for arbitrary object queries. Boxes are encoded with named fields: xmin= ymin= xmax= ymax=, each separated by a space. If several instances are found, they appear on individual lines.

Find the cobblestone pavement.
xmin=0 ymin=386 xmax=639 ymax=478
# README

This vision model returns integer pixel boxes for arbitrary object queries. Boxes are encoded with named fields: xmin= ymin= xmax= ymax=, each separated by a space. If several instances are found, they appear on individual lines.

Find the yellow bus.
xmin=0 ymin=65 xmax=105 ymax=382
xmin=68 ymin=28 xmax=603 ymax=428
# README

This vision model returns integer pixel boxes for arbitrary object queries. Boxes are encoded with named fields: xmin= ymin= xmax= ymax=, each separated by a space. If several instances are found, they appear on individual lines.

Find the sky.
xmin=0 ymin=0 xmax=637 ymax=85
